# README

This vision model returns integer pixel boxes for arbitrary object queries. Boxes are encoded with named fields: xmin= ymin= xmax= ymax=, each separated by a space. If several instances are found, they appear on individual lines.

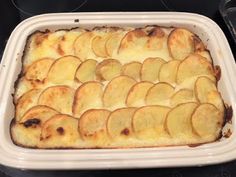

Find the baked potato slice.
xmin=170 ymin=89 xmax=196 ymax=107
xmin=38 ymin=86 xmax=75 ymax=115
xmin=122 ymin=61 xmax=142 ymax=80
xmin=73 ymin=82 xmax=103 ymax=117
xmin=75 ymin=59 xmax=97 ymax=83
xmin=159 ymin=60 xmax=180 ymax=84
xmin=92 ymin=34 xmax=111 ymax=57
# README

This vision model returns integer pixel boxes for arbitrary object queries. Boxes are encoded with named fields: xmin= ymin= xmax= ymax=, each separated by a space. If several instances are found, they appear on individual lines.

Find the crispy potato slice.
xmin=159 ymin=60 xmax=180 ymax=84
xmin=168 ymin=28 xmax=195 ymax=60
xmin=25 ymin=58 xmax=54 ymax=81
xmin=75 ymin=59 xmax=97 ymax=82
xmin=79 ymin=109 xmax=110 ymax=141
xmin=145 ymin=82 xmax=175 ymax=106
xmin=195 ymin=76 xmax=224 ymax=113
xmin=74 ymin=32 xmax=95 ymax=60
xmin=46 ymin=56 xmax=81 ymax=84
xmin=38 ymin=86 xmax=74 ymax=114
xmin=170 ymin=89 xmax=196 ymax=107
xmin=15 ymin=89 xmax=41 ymax=121
xmin=103 ymin=76 xmax=136 ymax=109
xmin=132 ymin=106 xmax=170 ymax=139
xmin=191 ymin=103 xmax=223 ymax=139
xmin=58 ymin=29 xmax=86 ymax=56
xmin=176 ymin=54 xmax=215 ymax=84
xmin=11 ymin=122 xmax=41 ymax=148
xmin=126 ymin=82 xmax=154 ymax=107
xmin=165 ymin=102 xmax=198 ymax=138
xmin=105 ymin=32 xmax=125 ymax=57
xmin=92 ymin=34 xmax=111 ymax=57
xmin=73 ymin=82 xmax=103 ymax=117
xmin=96 ymin=59 xmax=122 ymax=81
xmin=41 ymin=114 xmax=79 ymax=147
xmin=107 ymin=107 xmax=136 ymax=139
xmin=122 ymin=61 xmax=142 ymax=80
xmin=20 ymin=105 xmax=59 ymax=125
xmin=141 ymin=57 xmax=165 ymax=82
xmin=195 ymin=50 xmax=212 ymax=63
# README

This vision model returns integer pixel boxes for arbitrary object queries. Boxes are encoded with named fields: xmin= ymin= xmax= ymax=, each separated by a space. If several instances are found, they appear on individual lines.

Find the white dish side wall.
xmin=0 ymin=12 xmax=236 ymax=169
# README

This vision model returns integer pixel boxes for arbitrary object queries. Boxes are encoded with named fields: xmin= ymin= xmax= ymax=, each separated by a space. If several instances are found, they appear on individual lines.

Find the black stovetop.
xmin=0 ymin=0 xmax=236 ymax=176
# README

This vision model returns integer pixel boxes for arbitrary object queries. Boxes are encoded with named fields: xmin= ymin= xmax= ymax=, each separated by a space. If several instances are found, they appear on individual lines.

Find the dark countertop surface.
xmin=0 ymin=0 xmax=236 ymax=176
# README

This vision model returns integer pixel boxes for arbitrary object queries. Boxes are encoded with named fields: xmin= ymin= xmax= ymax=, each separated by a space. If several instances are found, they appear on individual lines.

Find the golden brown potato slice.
xmin=191 ymin=103 xmax=223 ymax=139
xmin=176 ymin=54 xmax=215 ymax=84
xmin=73 ymin=82 xmax=103 ymax=117
xmin=20 ymin=105 xmax=59 ymax=125
xmin=11 ymin=122 xmax=41 ymax=148
xmin=165 ymin=102 xmax=198 ymax=138
xmin=75 ymin=59 xmax=97 ymax=83
xmin=92 ymin=34 xmax=111 ymax=57
xmin=168 ymin=28 xmax=195 ymax=60
xmin=74 ymin=32 xmax=95 ymax=61
xmin=105 ymin=32 xmax=125 ymax=57
xmin=96 ymin=59 xmax=122 ymax=81
xmin=79 ymin=109 xmax=110 ymax=141
xmin=41 ymin=114 xmax=79 ymax=147
xmin=170 ymin=89 xmax=196 ymax=107
xmin=122 ymin=61 xmax=142 ymax=80
xmin=141 ymin=57 xmax=165 ymax=82
xmin=195 ymin=50 xmax=212 ymax=63
xmin=46 ymin=56 xmax=81 ymax=84
xmin=195 ymin=76 xmax=224 ymax=113
xmin=145 ymin=82 xmax=175 ymax=106
xmin=103 ymin=76 xmax=136 ymax=109
xmin=126 ymin=81 xmax=154 ymax=107
xmin=58 ymin=29 xmax=86 ymax=56
xmin=159 ymin=60 xmax=180 ymax=84
xmin=15 ymin=89 xmax=41 ymax=121
xmin=25 ymin=58 xmax=54 ymax=82
xmin=38 ymin=86 xmax=75 ymax=115
xmin=132 ymin=105 xmax=170 ymax=139
xmin=107 ymin=107 xmax=136 ymax=139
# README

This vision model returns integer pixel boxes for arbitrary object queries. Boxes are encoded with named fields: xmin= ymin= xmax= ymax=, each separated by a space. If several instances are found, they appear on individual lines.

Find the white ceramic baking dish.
xmin=0 ymin=12 xmax=236 ymax=170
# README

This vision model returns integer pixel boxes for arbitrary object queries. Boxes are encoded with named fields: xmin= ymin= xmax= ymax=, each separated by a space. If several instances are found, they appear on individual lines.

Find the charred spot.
xmin=121 ymin=128 xmax=130 ymax=136
xmin=148 ymin=27 xmax=164 ymax=38
xmin=188 ymin=143 xmax=204 ymax=148
xmin=214 ymin=65 xmax=221 ymax=81
xmin=23 ymin=118 xmax=41 ymax=128
xmin=224 ymin=105 xmax=233 ymax=124
xmin=223 ymin=129 xmax=232 ymax=138
xmin=74 ymin=19 xmax=79 ymax=23
xmin=56 ymin=127 xmax=65 ymax=135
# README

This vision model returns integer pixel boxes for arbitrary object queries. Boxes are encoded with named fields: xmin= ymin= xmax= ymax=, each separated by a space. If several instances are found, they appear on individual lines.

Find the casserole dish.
xmin=0 ymin=12 xmax=236 ymax=169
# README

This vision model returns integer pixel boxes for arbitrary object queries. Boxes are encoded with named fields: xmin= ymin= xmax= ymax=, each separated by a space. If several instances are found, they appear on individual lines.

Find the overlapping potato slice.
xmin=141 ymin=57 xmax=165 ymax=82
xmin=25 ymin=58 xmax=54 ymax=81
xmin=73 ymin=82 xmax=103 ymax=117
xmin=122 ymin=61 xmax=142 ymax=80
xmin=23 ymin=31 xmax=66 ymax=67
xmin=75 ymin=59 xmax=97 ymax=82
xmin=46 ymin=56 xmax=81 ymax=84
xmin=132 ymin=106 xmax=170 ymax=139
xmin=74 ymin=32 xmax=95 ymax=60
xmin=170 ymin=89 xmax=196 ymax=107
xmin=20 ymin=105 xmax=59 ymax=125
xmin=96 ymin=59 xmax=122 ymax=81
xmin=159 ymin=60 xmax=180 ymax=84
xmin=79 ymin=109 xmax=110 ymax=142
xmin=195 ymin=76 xmax=224 ymax=113
xmin=103 ymin=76 xmax=136 ymax=109
xmin=107 ymin=107 xmax=136 ymax=139
xmin=168 ymin=28 xmax=195 ymax=60
xmin=195 ymin=50 xmax=212 ymax=63
xmin=11 ymin=122 xmax=41 ymax=147
xmin=105 ymin=32 xmax=125 ymax=57
xmin=92 ymin=33 xmax=111 ymax=57
xmin=38 ymin=86 xmax=74 ymax=114
xmin=176 ymin=54 xmax=215 ymax=84
xmin=165 ymin=102 xmax=198 ymax=138
xmin=58 ymin=29 xmax=86 ymax=56
xmin=41 ymin=114 xmax=79 ymax=147
xmin=15 ymin=89 xmax=41 ymax=121
xmin=145 ymin=82 xmax=175 ymax=106
xmin=126 ymin=82 xmax=154 ymax=107
xmin=191 ymin=103 xmax=223 ymax=139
